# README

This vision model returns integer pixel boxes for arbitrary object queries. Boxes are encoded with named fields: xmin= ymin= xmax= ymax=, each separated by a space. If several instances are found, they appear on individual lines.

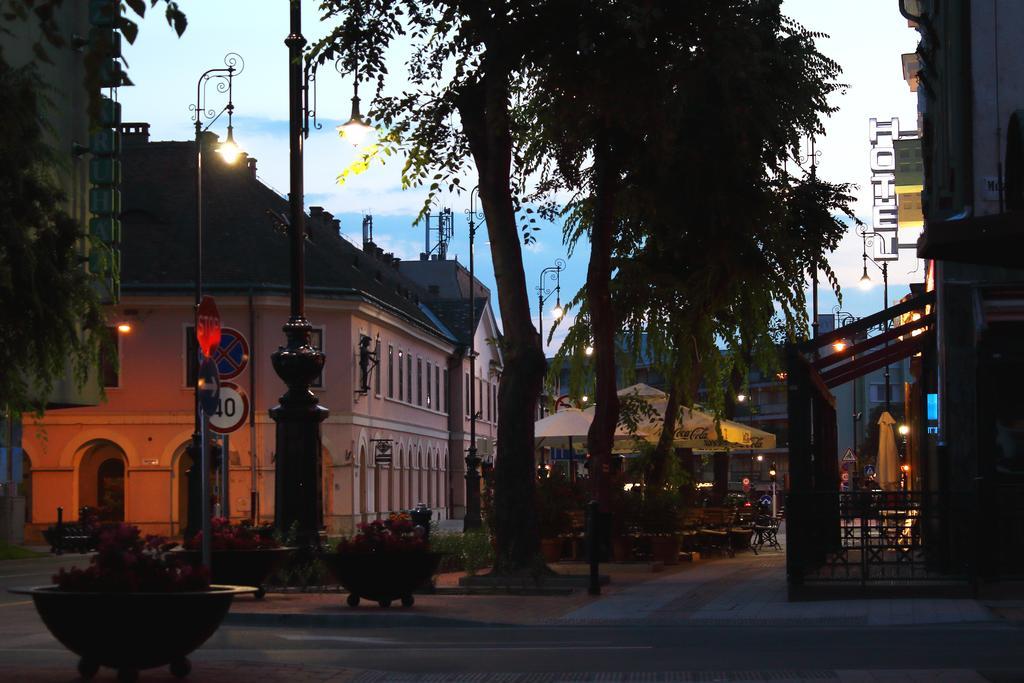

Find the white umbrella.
xmin=534 ymin=408 xmax=592 ymax=450
xmin=876 ymin=411 xmax=899 ymax=490
xmin=585 ymin=384 xmax=777 ymax=451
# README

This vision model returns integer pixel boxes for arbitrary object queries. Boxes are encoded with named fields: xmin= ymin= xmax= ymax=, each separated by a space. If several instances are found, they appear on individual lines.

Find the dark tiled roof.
xmin=425 ymin=298 xmax=488 ymax=346
xmin=118 ymin=137 xmax=448 ymax=339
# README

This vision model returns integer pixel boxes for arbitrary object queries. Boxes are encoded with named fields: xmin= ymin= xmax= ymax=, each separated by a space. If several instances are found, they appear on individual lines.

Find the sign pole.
xmin=200 ymin=413 xmax=211 ymax=570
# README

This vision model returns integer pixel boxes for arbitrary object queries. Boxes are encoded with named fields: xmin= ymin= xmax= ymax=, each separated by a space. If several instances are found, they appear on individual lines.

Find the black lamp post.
xmin=833 ymin=308 xmax=861 ymax=484
xmin=186 ymin=53 xmax=244 ymax=543
xmin=537 ymin=260 xmax=566 ymax=347
xmin=857 ymin=227 xmax=891 ymax=413
xmin=271 ymin=0 xmax=329 ymax=549
xmin=799 ymin=136 xmax=823 ymax=339
xmin=463 ymin=187 xmax=484 ymax=531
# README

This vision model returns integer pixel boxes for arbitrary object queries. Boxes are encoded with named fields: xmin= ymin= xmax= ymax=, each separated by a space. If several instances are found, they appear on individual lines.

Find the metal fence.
xmin=792 ymin=491 xmax=976 ymax=584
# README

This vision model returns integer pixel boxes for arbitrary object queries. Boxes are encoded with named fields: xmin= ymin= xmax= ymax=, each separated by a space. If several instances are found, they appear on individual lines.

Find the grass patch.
xmin=431 ymin=529 xmax=494 ymax=576
xmin=0 ymin=542 xmax=46 ymax=560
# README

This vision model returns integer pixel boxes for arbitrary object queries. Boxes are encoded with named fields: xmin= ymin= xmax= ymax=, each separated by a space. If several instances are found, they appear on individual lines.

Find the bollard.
xmin=55 ymin=507 xmax=64 ymax=555
xmin=586 ymin=500 xmax=600 ymax=595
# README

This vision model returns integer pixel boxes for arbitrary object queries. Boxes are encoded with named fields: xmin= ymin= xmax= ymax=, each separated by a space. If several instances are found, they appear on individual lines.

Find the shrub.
xmin=336 ymin=513 xmax=427 ymax=554
xmin=184 ymin=517 xmax=280 ymax=551
xmin=53 ymin=524 xmax=209 ymax=593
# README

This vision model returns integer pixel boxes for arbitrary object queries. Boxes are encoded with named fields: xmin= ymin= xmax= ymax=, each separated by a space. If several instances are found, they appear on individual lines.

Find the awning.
xmin=918 ymin=212 xmax=1024 ymax=268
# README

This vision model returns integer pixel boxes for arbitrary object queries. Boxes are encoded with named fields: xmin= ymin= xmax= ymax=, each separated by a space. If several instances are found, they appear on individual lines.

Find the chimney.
xmin=247 ymin=157 xmax=258 ymax=179
xmin=118 ymin=122 xmax=150 ymax=143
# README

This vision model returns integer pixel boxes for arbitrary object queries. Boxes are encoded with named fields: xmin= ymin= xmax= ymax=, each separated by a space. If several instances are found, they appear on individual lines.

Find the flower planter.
xmin=540 ymin=537 xmax=563 ymax=563
xmin=649 ymin=534 xmax=682 ymax=565
xmin=324 ymin=551 xmax=442 ymax=608
xmin=10 ymin=585 xmax=254 ymax=681
xmin=176 ymin=547 xmax=295 ymax=598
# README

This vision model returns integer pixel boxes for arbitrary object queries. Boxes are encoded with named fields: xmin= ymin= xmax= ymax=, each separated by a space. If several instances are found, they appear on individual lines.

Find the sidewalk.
xmin=229 ymin=546 xmax=1010 ymax=629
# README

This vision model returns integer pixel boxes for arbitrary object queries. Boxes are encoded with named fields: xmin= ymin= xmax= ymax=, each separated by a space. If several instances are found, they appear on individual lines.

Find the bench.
xmin=42 ymin=507 xmax=99 ymax=555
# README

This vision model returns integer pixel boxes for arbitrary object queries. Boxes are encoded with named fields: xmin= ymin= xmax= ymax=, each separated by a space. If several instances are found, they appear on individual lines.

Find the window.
xmin=442 ymin=368 xmax=449 ymax=414
xmin=185 ymin=326 xmax=198 ymax=387
xmin=493 ymin=384 xmax=498 ymax=422
xmin=101 ymin=327 xmax=120 ymax=388
xmin=407 ymin=354 xmax=413 ymax=402
xmin=387 ymin=345 xmax=394 ymax=398
xmin=465 ymin=372 xmax=470 ymax=417
xmin=398 ymin=350 xmax=404 ymax=401
xmin=487 ymin=381 xmax=492 ymax=422
xmin=435 ymin=366 xmax=440 ymax=412
xmin=374 ymin=337 xmax=381 ymax=396
xmin=868 ymin=383 xmax=903 ymax=403
xmin=426 ymin=361 xmax=432 ymax=408
xmin=417 ymin=358 xmax=423 ymax=406
xmin=309 ymin=328 xmax=324 ymax=388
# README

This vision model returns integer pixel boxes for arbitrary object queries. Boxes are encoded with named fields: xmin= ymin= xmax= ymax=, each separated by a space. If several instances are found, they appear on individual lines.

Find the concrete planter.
xmin=10 ymin=585 xmax=254 ymax=681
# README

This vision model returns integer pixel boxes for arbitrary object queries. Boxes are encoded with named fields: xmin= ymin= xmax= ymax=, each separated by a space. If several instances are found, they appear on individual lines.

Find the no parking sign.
xmin=212 ymin=328 xmax=249 ymax=379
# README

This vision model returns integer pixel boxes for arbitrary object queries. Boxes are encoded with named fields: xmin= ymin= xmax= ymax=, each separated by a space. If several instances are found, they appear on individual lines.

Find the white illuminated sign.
xmin=868 ymin=117 xmax=903 ymax=262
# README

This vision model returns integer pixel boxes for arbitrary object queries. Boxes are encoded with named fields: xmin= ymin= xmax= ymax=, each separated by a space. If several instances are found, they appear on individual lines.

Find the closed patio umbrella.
xmin=876 ymin=411 xmax=899 ymax=490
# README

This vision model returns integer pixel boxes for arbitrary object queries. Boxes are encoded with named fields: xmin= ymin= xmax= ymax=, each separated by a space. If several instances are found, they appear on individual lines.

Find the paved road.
xmin=0 ymin=552 xmax=88 ymax=606
xmin=0 ymin=600 xmax=1021 ymax=681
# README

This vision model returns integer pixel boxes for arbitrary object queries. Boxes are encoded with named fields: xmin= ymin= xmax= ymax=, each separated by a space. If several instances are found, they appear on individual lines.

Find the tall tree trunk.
xmin=649 ymin=378 xmax=681 ymax=491
xmin=714 ymin=363 xmax=746 ymax=504
xmin=457 ymin=74 xmax=546 ymax=574
xmin=586 ymin=143 xmax=619 ymax=517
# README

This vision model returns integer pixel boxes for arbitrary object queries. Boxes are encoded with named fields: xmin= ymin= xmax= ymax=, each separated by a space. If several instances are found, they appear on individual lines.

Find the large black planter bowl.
xmin=10 ymin=585 xmax=255 ymax=681
xmin=176 ymin=547 xmax=295 ymax=598
xmin=324 ymin=551 xmax=442 ymax=608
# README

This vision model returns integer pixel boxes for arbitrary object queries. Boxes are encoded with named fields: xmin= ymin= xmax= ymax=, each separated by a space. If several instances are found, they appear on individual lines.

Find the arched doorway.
xmin=173 ymin=443 xmax=193 ymax=535
xmin=96 ymin=459 xmax=125 ymax=521
xmin=76 ymin=440 xmax=128 ymax=522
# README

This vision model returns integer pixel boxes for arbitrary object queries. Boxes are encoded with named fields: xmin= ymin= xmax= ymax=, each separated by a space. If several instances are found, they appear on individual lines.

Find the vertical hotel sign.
xmin=869 ymin=117 xmax=924 ymax=261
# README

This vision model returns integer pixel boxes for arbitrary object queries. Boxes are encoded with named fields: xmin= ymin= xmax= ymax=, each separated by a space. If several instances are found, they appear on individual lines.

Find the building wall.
xmin=23 ymin=293 xmax=459 ymax=540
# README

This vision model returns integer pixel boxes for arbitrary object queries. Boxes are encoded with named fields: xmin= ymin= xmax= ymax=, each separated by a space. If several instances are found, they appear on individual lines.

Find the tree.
xmin=312 ymin=0 xmax=553 ymax=573
xmin=0 ymin=0 xmax=187 ymax=416
xmin=550 ymin=1 xmax=857 ymax=495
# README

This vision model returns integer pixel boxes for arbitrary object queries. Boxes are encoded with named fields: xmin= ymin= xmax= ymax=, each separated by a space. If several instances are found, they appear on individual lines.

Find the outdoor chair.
xmin=728 ymin=509 xmax=755 ymax=552
xmin=751 ymin=515 xmax=782 ymax=554
xmin=697 ymin=507 xmax=733 ymax=557
xmin=678 ymin=509 xmax=704 ymax=553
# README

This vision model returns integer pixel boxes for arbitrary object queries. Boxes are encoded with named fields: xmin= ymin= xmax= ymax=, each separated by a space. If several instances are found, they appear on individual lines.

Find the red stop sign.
xmin=196 ymin=295 xmax=221 ymax=357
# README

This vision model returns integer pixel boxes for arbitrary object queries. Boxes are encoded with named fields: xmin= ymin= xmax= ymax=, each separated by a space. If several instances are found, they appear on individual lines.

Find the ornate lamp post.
xmin=537 ymin=259 xmax=566 ymax=347
xmin=186 ymin=53 xmax=244 ymax=541
xmin=798 ymin=137 xmax=823 ymax=339
xmin=857 ymin=227 xmax=892 ymax=413
xmin=463 ymin=187 xmax=484 ymax=531
xmin=272 ymin=1 xmax=329 ymax=548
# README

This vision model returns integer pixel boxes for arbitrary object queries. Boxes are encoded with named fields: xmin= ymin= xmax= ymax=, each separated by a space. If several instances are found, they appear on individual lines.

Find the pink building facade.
xmin=21 ymin=127 xmax=502 ymax=541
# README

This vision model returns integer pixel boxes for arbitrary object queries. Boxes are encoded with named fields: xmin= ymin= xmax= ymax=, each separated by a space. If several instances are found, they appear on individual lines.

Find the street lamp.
xmin=187 ymin=53 xmax=245 ymax=544
xmin=271 ymin=1 xmax=330 ymax=549
xmin=463 ymin=186 xmax=485 ymax=531
xmin=537 ymin=259 xmax=566 ymax=348
xmin=798 ymin=136 xmax=823 ymax=339
xmin=768 ymin=461 xmax=778 ymax=517
xmin=336 ymin=56 xmax=374 ymax=146
xmin=857 ymin=226 xmax=892 ymax=412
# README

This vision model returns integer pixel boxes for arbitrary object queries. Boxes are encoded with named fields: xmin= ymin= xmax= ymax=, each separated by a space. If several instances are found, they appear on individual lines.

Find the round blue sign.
xmin=212 ymin=328 xmax=249 ymax=380
xmin=863 ymin=464 xmax=876 ymax=477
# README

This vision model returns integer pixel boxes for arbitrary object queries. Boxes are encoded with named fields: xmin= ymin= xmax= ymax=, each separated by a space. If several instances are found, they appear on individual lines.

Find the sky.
xmin=119 ymin=0 xmax=922 ymax=350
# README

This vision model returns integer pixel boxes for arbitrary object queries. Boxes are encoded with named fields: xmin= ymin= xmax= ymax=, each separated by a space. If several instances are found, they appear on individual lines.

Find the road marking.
xmin=0 ymin=572 xmax=56 ymax=579
xmin=0 ymin=601 xmax=32 ymax=608
xmin=278 ymin=635 xmax=396 ymax=644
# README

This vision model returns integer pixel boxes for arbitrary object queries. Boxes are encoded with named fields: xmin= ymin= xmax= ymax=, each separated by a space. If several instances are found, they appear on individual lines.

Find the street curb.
xmin=224 ymin=611 xmax=510 ymax=629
